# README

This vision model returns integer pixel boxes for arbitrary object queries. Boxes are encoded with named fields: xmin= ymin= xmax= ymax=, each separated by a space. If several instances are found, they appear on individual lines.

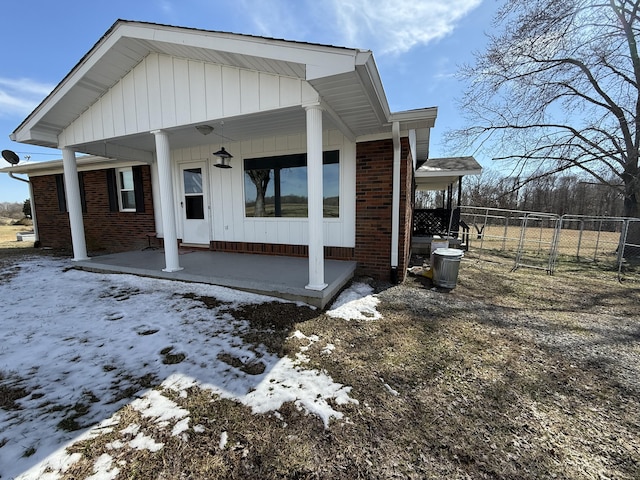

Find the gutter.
xmin=9 ymin=172 xmax=29 ymax=183
xmin=4 ymin=169 xmax=39 ymax=244
xmin=390 ymin=121 xmax=401 ymax=282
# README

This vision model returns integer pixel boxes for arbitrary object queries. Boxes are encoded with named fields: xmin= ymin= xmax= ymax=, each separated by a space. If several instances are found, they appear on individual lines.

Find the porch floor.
xmin=74 ymin=249 xmax=357 ymax=308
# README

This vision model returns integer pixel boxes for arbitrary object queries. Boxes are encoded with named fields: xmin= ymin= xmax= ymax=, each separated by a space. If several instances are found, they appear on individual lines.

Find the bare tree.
xmin=451 ymin=0 xmax=639 ymax=220
xmin=247 ymin=169 xmax=271 ymax=217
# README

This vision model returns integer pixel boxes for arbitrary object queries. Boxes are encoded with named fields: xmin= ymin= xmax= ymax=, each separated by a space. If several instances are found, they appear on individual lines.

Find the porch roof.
xmin=10 ymin=19 xmax=436 ymax=162
xmin=0 ymin=155 xmax=138 ymax=176
xmin=415 ymin=156 xmax=482 ymax=191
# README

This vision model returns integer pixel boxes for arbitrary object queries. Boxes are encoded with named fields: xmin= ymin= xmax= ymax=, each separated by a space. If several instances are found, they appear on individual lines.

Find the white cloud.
xmin=331 ymin=0 xmax=483 ymax=54
xmin=240 ymin=0 xmax=481 ymax=55
xmin=0 ymin=77 xmax=54 ymax=117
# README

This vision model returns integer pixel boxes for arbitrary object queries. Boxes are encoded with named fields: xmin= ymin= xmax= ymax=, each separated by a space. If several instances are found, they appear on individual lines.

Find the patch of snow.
xmin=219 ymin=431 xmax=228 ymax=449
xmin=132 ymin=390 xmax=189 ymax=425
xmin=321 ymin=343 xmax=335 ymax=355
xmin=326 ymin=282 xmax=381 ymax=320
xmin=380 ymin=378 xmax=400 ymax=396
xmin=86 ymin=453 xmax=119 ymax=480
xmin=120 ymin=424 xmax=140 ymax=436
xmin=105 ymin=440 xmax=125 ymax=450
xmin=171 ymin=417 xmax=190 ymax=437
xmin=0 ymin=257 xmax=358 ymax=479
xmin=129 ymin=432 xmax=164 ymax=452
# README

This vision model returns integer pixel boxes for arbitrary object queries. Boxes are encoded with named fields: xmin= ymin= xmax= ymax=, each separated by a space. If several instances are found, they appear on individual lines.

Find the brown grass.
xmin=470 ymin=224 xmax=622 ymax=258
xmin=2 ymin=235 xmax=639 ymax=479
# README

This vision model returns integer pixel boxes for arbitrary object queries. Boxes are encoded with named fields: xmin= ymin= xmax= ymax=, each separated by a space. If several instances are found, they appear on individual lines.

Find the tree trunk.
xmin=248 ymin=170 xmax=271 ymax=217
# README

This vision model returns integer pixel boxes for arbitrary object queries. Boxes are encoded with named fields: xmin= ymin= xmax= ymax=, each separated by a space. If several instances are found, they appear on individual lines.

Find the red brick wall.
xmin=211 ymin=241 xmax=354 ymax=260
xmin=30 ymin=166 xmax=156 ymax=253
xmin=354 ymin=139 xmax=394 ymax=279
xmin=353 ymin=137 xmax=413 ymax=282
xmin=31 ymin=175 xmax=71 ymax=250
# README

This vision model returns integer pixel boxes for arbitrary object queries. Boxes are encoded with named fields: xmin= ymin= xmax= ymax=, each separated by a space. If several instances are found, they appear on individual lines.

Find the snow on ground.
xmin=0 ymin=257 xmax=373 ymax=479
xmin=326 ymin=282 xmax=381 ymax=320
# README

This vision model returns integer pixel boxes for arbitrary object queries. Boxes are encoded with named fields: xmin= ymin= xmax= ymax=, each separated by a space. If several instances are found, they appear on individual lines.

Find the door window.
xmin=183 ymin=168 xmax=204 ymax=219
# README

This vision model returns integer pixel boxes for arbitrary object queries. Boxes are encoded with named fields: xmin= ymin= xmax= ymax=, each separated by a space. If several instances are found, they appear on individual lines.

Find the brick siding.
xmin=30 ymin=166 xmax=156 ymax=253
xmin=211 ymin=241 xmax=354 ymax=260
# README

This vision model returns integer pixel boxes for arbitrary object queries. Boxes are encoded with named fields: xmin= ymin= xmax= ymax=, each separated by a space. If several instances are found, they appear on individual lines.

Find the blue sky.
xmin=0 ymin=0 xmax=497 ymax=202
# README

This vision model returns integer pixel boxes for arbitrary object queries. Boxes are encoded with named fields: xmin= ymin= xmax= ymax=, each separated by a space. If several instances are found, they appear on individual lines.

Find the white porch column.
xmin=152 ymin=130 xmax=182 ymax=272
xmin=150 ymin=158 xmax=164 ymax=237
xmin=61 ymin=148 xmax=88 ymax=261
xmin=305 ymin=103 xmax=327 ymax=291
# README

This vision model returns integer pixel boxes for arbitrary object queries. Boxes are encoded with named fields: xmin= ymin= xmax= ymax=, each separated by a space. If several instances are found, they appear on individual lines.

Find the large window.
xmin=244 ymin=151 xmax=339 ymax=218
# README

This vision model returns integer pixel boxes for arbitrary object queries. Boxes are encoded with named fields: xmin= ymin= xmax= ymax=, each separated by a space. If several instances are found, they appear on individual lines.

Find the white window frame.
xmin=117 ymin=167 xmax=136 ymax=212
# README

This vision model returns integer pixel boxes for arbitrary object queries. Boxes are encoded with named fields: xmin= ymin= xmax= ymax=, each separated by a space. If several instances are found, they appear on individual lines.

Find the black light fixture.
xmin=213 ymin=147 xmax=233 ymax=168
xmin=213 ymin=121 xmax=233 ymax=169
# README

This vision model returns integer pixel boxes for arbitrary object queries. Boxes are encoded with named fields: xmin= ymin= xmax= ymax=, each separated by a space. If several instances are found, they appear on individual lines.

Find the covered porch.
xmin=74 ymin=249 xmax=356 ymax=308
xmin=413 ymin=156 xmax=482 ymax=255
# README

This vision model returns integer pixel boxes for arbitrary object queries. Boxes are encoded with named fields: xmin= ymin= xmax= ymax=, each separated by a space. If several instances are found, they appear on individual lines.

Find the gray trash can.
xmin=432 ymin=248 xmax=464 ymax=288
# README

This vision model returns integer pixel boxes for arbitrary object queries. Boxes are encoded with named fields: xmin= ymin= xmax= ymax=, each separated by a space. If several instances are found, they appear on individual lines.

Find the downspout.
xmin=390 ymin=121 xmax=401 ymax=283
xmin=6 ymin=171 xmax=39 ymax=244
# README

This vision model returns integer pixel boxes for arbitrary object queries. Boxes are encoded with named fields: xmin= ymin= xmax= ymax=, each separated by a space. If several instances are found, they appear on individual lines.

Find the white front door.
xmin=180 ymin=162 xmax=210 ymax=245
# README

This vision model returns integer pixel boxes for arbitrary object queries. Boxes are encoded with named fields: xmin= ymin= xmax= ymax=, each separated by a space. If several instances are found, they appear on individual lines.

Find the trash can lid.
xmin=433 ymin=248 xmax=464 ymax=257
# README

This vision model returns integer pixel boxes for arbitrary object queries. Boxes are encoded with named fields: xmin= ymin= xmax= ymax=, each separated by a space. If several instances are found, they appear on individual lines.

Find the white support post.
xmin=61 ymin=148 xmax=89 ymax=261
xmin=152 ymin=130 xmax=182 ymax=272
xmin=305 ymin=104 xmax=327 ymax=291
xmin=150 ymin=158 xmax=164 ymax=237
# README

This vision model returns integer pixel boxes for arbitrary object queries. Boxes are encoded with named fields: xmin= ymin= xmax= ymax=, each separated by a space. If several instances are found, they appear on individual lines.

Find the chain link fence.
xmin=450 ymin=206 xmax=639 ymax=282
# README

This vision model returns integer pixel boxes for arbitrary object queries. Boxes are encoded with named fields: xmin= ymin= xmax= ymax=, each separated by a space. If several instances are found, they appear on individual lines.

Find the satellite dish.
xmin=2 ymin=150 xmax=20 ymax=165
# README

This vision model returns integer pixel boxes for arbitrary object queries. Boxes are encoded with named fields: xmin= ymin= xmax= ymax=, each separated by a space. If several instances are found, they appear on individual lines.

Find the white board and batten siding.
xmin=171 ymin=130 xmax=356 ymax=249
xmin=59 ymin=52 xmax=316 ymax=147
xmin=59 ymin=51 xmax=355 ymax=249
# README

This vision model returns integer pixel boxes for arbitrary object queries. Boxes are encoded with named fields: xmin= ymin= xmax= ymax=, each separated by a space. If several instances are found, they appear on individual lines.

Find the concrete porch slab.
xmin=74 ymin=249 xmax=357 ymax=309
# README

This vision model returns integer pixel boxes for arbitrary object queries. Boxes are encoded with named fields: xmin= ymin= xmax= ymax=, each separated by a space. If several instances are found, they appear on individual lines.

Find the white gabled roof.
xmin=10 ymin=20 xmax=437 ymax=163
xmin=11 ymin=21 xmax=385 ymax=145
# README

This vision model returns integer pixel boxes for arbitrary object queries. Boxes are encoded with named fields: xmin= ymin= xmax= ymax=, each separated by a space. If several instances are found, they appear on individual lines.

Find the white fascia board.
xmin=130 ymin=23 xmax=359 ymax=80
xmin=417 ymin=168 xmax=482 ymax=178
xmin=354 ymin=53 xmax=391 ymax=123
xmin=389 ymin=107 xmax=438 ymax=128
xmin=12 ymin=30 xmax=126 ymax=147
xmin=0 ymin=156 xmax=148 ymax=177
xmin=10 ymin=128 xmax=59 ymax=147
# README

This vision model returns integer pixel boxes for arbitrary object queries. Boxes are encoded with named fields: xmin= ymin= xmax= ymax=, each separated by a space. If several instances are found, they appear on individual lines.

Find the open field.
xmin=0 ymin=224 xmax=36 ymax=266
xmin=468 ymin=224 xmax=622 ymax=258
xmin=1 ymin=244 xmax=638 ymax=479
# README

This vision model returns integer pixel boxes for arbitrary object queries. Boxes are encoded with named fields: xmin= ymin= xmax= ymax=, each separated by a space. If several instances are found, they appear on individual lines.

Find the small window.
xmin=118 ymin=168 xmax=136 ymax=212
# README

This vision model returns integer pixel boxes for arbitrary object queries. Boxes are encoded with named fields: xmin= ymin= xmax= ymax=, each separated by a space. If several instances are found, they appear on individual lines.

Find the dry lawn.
xmin=0 ymin=223 xmax=38 ymax=269
xmin=1 ymin=230 xmax=639 ymax=479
